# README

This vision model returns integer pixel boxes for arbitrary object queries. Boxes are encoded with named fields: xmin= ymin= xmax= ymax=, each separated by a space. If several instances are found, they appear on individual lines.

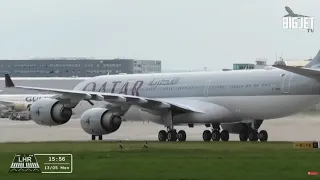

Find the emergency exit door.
xmin=281 ymin=73 xmax=293 ymax=94
xmin=204 ymin=81 xmax=211 ymax=97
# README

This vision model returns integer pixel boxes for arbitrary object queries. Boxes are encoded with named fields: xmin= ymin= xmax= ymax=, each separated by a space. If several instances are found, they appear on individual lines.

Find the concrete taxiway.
xmin=0 ymin=113 xmax=320 ymax=142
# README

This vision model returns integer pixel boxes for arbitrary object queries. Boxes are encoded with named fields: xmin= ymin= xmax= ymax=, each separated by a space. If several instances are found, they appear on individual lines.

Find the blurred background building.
xmin=0 ymin=58 xmax=162 ymax=77
xmin=273 ymin=58 xmax=311 ymax=67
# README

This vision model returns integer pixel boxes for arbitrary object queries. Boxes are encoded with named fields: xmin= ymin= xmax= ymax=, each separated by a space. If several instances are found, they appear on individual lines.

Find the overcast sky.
xmin=0 ymin=0 xmax=319 ymax=71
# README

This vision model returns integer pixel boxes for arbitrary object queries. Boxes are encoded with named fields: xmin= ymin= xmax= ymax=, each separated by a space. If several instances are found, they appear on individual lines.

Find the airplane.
xmin=4 ymin=50 xmax=320 ymax=142
xmin=284 ymin=6 xmax=309 ymax=18
xmin=0 ymin=94 xmax=55 ymax=113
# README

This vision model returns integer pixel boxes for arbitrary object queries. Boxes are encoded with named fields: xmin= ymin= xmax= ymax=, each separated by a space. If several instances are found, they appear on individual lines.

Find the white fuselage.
xmin=69 ymin=68 xmax=320 ymax=124
xmin=0 ymin=94 xmax=54 ymax=104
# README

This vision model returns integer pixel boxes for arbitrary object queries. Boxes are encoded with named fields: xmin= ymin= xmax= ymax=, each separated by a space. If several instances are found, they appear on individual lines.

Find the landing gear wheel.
xmin=167 ymin=130 xmax=177 ymax=141
xmin=98 ymin=135 xmax=103 ymax=140
xmin=211 ymin=130 xmax=221 ymax=141
xmin=91 ymin=135 xmax=96 ymax=141
xmin=220 ymin=130 xmax=230 ymax=141
xmin=202 ymin=130 xmax=212 ymax=141
xmin=158 ymin=130 xmax=167 ymax=141
xmin=177 ymin=130 xmax=187 ymax=141
xmin=249 ymin=130 xmax=258 ymax=141
xmin=239 ymin=130 xmax=249 ymax=141
xmin=258 ymin=130 xmax=268 ymax=142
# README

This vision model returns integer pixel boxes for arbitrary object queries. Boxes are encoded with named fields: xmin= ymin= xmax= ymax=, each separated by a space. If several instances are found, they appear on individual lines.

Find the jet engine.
xmin=80 ymin=108 xmax=122 ymax=135
xmin=0 ymin=103 xmax=28 ymax=111
xmin=13 ymin=103 xmax=29 ymax=111
xmin=30 ymin=98 xmax=72 ymax=126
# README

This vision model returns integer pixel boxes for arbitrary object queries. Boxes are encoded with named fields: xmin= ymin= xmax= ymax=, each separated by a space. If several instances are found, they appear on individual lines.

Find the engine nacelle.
xmin=13 ymin=103 xmax=28 ymax=112
xmin=80 ymin=108 xmax=122 ymax=135
xmin=30 ymin=98 xmax=72 ymax=126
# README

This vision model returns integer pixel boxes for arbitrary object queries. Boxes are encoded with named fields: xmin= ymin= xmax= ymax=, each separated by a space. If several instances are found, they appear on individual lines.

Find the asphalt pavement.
xmin=0 ymin=113 xmax=319 ymax=142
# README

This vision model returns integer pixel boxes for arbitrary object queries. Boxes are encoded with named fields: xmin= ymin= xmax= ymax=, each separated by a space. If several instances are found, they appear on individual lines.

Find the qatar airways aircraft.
xmin=4 ymin=50 xmax=320 ymax=142
xmin=0 ymin=94 xmax=54 ymax=112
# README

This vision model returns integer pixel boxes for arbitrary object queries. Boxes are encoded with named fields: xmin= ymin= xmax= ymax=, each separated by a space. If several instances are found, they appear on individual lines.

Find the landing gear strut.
xmin=91 ymin=135 xmax=103 ymax=141
xmin=158 ymin=109 xmax=187 ymax=142
xmin=202 ymin=124 xmax=230 ymax=142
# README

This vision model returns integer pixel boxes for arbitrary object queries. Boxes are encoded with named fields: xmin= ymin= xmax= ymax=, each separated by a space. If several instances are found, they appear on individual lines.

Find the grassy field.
xmin=0 ymin=141 xmax=319 ymax=180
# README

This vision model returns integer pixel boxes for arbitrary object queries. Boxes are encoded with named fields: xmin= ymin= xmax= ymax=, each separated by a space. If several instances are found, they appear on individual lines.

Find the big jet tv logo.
xmin=283 ymin=17 xmax=315 ymax=33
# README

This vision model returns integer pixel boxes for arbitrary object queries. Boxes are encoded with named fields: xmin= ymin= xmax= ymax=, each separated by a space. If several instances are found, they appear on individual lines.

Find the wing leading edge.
xmin=0 ymin=100 xmax=15 ymax=107
xmin=4 ymin=74 xmax=202 ymax=113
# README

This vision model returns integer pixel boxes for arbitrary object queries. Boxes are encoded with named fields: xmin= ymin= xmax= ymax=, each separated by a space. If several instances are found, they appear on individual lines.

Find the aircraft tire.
xmin=220 ymin=130 xmax=230 ymax=141
xmin=158 ymin=130 xmax=167 ymax=141
xmin=211 ymin=130 xmax=221 ymax=141
xmin=167 ymin=130 xmax=177 ymax=141
xmin=177 ymin=130 xmax=187 ymax=141
xmin=248 ymin=130 xmax=258 ymax=141
xmin=258 ymin=130 xmax=268 ymax=142
xmin=91 ymin=135 xmax=96 ymax=141
xmin=202 ymin=130 xmax=212 ymax=141
xmin=98 ymin=135 xmax=103 ymax=140
xmin=239 ymin=130 xmax=249 ymax=141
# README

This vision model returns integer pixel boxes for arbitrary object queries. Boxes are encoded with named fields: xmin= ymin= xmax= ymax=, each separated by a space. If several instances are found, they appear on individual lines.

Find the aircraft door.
xmin=204 ymin=80 xmax=211 ymax=97
xmin=281 ymin=73 xmax=293 ymax=94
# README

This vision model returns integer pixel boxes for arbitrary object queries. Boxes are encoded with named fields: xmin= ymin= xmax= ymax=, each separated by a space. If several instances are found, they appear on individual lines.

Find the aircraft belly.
xmin=172 ymin=112 xmax=237 ymax=124
xmin=208 ymin=95 xmax=320 ymax=120
xmin=72 ymin=95 xmax=320 ymax=124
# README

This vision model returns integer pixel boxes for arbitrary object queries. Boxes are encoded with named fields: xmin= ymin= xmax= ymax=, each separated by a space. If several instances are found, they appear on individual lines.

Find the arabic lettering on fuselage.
xmin=25 ymin=96 xmax=50 ymax=102
xmin=148 ymin=77 xmax=180 ymax=88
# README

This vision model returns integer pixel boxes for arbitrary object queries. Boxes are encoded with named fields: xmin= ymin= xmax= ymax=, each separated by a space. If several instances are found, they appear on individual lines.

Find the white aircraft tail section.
xmin=273 ymin=50 xmax=320 ymax=80
xmin=304 ymin=50 xmax=320 ymax=68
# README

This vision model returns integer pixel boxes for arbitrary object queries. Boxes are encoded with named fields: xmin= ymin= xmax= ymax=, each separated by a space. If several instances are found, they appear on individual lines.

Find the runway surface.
xmin=0 ymin=113 xmax=320 ymax=142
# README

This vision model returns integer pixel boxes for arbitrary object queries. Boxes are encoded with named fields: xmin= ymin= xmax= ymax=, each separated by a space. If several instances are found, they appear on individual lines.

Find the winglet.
xmin=5 ymin=74 xmax=15 ymax=87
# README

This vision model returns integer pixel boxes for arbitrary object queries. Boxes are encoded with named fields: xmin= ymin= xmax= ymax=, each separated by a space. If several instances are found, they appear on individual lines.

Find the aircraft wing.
xmin=0 ymin=100 xmax=15 ymax=107
xmin=4 ymin=74 xmax=202 ymax=113
xmin=284 ymin=14 xmax=291 ymax=17
xmin=272 ymin=65 xmax=320 ymax=80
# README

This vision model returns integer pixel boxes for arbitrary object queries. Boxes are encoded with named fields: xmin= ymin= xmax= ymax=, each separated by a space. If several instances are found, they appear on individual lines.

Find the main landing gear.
xmin=158 ymin=129 xmax=187 ymax=141
xmin=239 ymin=129 xmax=268 ymax=142
xmin=202 ymin=124 xmax=230 ymax=142
xmin=239 ymin=120 xmax=268 ymax=142
xmin=91 ymin=135 xmax=103 ymax=141
xmin=158 ymin=109 xmax=187 ymax=142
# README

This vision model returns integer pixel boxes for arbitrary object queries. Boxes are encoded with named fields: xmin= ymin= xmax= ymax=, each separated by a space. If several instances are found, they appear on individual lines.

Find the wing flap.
xmin=124 ymin=96 xmax=148 ymax=104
